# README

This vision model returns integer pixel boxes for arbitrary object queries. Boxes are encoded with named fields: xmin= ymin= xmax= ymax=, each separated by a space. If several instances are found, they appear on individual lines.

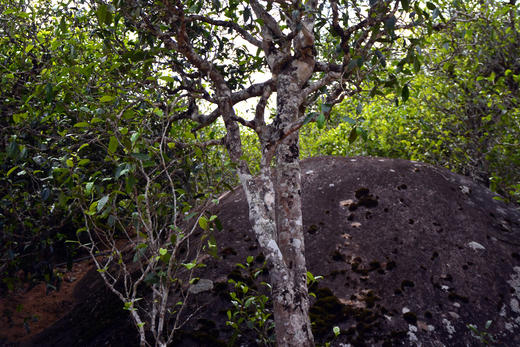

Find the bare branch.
xmin=255 ymin=84 xmax=273 ymax=129
xmin=314 ymin=61 xmax=342 ymax=73
xmin=186 ymin=15 xmax=262 ymax=47
xmin=249 ymin=0 xmax=284 ymax=39
xmin=302 ymin=71 xmax=341 ymax=99
xmin=231 ymin=79 xmax=275 ymax=104
xmin=231 ymin=114 xmax=256 ymax=129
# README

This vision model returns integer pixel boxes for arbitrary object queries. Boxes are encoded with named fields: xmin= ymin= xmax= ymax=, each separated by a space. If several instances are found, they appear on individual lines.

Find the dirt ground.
xmin=0 ymin=260 xmax=94 ymax=343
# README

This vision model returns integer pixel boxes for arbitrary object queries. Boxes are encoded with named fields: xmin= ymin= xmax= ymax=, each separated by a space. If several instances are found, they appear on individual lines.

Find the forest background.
xmin=1 ymin=0 xmax=519 ymax=345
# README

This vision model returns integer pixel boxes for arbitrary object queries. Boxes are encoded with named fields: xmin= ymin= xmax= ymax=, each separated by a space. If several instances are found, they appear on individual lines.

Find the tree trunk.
xmin=268 ymin=69 xmax=314 ymax=345
xmin=238 ymin=146 xmax=314 ymax=347
xmin=272 ymin=132 xmax=314 ymax=346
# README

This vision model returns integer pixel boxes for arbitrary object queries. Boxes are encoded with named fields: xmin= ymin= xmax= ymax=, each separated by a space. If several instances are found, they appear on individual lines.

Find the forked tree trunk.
xmin=236 ymin=70 xmax=315 ymax=345
xmin=238 ymin=150 xmax=313 ymax=347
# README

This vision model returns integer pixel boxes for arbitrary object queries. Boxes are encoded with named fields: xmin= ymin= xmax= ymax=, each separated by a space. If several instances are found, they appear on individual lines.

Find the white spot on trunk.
xmin=402 ymin=307 xmax=410 ymax=314
xmin=467 ymin=241 xmax=486 ymax=251
xmin=329 ymin=183 xmax=335 ymax=187
xmin=305 ymin=170 xmax=314 ymax=175
xmin=264 ymin=191 xmax=274 ymax=206
xmin=267 ymin=239 xmax=283 ymax=260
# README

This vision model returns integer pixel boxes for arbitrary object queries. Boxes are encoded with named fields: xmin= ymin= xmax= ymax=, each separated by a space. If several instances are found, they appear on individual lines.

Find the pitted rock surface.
xmin=30 ymin=157 xmax=520 ymax=346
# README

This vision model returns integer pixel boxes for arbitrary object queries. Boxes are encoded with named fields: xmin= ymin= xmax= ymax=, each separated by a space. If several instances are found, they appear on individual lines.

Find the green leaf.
xmin=96 ymin=3 xmax=112 ymax=25
xmin=25 ymin=44 xmax=34 ymax=53
xmin=246 ymin=256 xmax=254 ymax=264
xmin=402 ymin=84 xmax=410 ymax=102
xmin=6 ymin=166 xmax=19 ymax=177
xmin=356 ymin=102 xmax=363 ymax=115
xmin=333 ymin=326 xmax=340 ymax=337
xmin=358 ymin=127 xmax=368 ymax=142
xmin=321 ymin=103 xmax=332 ymax=114
xmin=87 ymin=201 xmax=98 ymax=215
xmin=413 ymin=56 xmax=421 ymax=73
xmin=198 ymin=216 xmax=209 ymax=230
xmin=159 ymin=248 xmax=167 ymax=256
xmin=97 ymin=195 xmax=109 ymax=213
xmin=78 ymin=143 xmax=89 ymax=152
xmin=384 ymin=16 xmax=397 ymax=35
xmin=78 ymin=158 xmax=90 ymax=166
xmin=41 ymin=187 xmax=51 ymax=201
xmin=207 ymin=235 xmax=218 ymax=258
xmin=244 ymin=297 xmax=255 ymax=308
xmin=130 ymin=132 xmax=140 ymax=143
xmin=348 ymin=127 xmax=358 ymax=144
xmin=303 ymin=112 xmax=319 ymax=126
xmin=12 ymin=113 xmax=27 ymax=124
xmin=45 ymin=83 xmax=54 ymax=103
xmin=401 ymin=0 xmax=410 ymax=11
xmin=159 ymin=75 xmax=176 ymax=83
xmin=74 ymin=122 xmax=90 ymax=128
xmin=108 ymin=136 xmax=118 ymax=154
xmin=131 ymin=153 xmax=150 ymax=161
xmin=182 ymin=262 xmax=197 ymax=270
xmin=85 ymin=182 xmax=94 ymax=194
xmin=316 ymin=113 xmax=326 ymax=129
xmin=100 ymin=95 xmax=115 ymax=102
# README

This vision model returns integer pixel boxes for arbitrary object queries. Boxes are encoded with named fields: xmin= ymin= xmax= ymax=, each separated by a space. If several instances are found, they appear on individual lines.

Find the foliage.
xmin=301 ymin=0 xmax=520 ymax=203
xmin=0 ymin=0 xmax=235 ymax=291
xmin=226 ymin=256 xmax=275 ymax=346
xmin=4 ymin=0 xmax=517 ymax=345
xmin=1 ymin=0 xmax=230 ymax=344
xmin=1 ymin=0 xmax=97 ymax=291
xmin=467 ymin=320 xmax=496 ymax=345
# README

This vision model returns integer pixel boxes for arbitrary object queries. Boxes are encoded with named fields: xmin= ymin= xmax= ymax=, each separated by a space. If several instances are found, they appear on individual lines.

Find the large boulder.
xmin=30 ymin=157 xmax=520 ymax=346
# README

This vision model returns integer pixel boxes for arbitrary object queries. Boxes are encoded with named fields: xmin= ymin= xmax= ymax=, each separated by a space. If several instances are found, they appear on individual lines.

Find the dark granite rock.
xmin=29 ymin=157 xmax=520 ymax=346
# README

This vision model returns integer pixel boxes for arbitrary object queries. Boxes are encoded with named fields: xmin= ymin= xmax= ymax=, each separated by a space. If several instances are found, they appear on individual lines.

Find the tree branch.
xmin=302 ymin=71 xmax=341 ymax=99
xmin=231 ymin=79 xmax=275 ymax=104
xmin=314 ymin=61 xmax=342 ymax=73
xmin=186 ymin=15 xmax=262 ymax=48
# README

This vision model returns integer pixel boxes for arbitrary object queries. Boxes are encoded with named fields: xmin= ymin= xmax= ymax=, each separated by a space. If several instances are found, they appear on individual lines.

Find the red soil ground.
xmin=0 ymin=260 xmax=94 ymax=343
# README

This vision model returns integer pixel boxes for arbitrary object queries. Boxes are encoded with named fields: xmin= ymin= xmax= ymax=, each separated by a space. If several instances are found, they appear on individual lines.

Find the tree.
xmin=299 ymin=0 xmax=520 ymax=203
xmin=1 ymin=3 xmax=230 ymax=345
xmin=98 ymin=0 xmax=437 ymax=345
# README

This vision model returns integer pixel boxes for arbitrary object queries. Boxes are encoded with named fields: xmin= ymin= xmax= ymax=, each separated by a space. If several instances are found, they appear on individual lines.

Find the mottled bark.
xmin=273 ymin=133 xmax=313 ymax=346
